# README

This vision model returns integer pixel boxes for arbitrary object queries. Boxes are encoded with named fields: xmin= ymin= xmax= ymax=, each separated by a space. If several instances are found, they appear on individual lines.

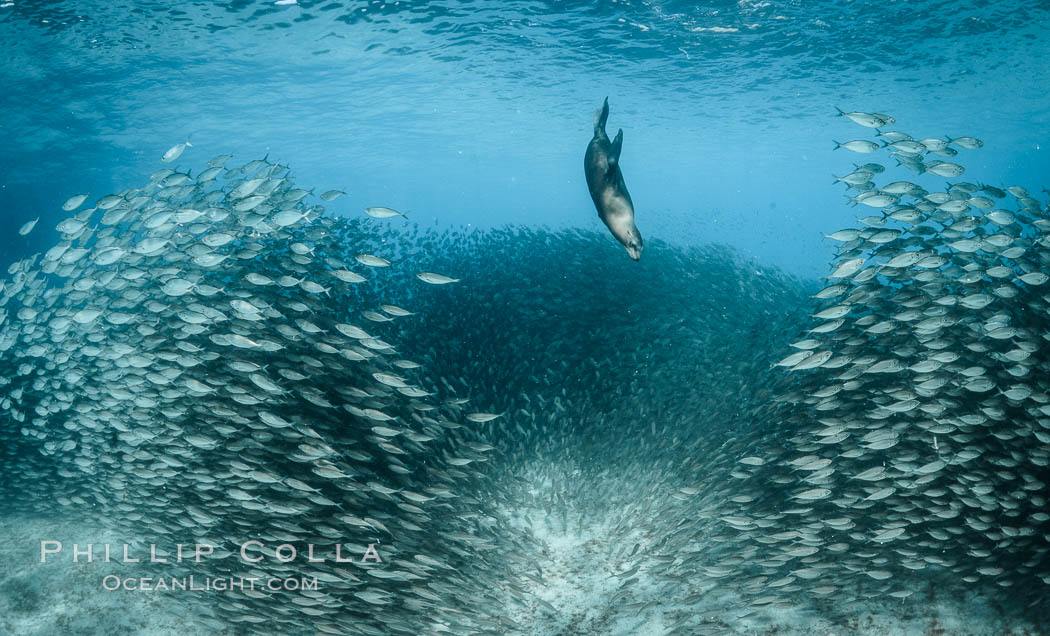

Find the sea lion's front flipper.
xmin=594 ymin=97 xmax=610 ymax=135
xmin=608 ymin=128 xmax=623 ymax=171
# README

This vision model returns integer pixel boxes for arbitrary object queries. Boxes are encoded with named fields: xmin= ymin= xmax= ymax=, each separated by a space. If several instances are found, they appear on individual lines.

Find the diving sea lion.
xmin=584 ymin=97 xmax=643 ymax=261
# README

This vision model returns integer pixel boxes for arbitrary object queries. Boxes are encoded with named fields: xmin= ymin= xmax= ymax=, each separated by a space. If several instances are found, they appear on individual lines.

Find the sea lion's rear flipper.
xmin=608 ymin=128 xmax=623 ymax=171
xmin=594 ymin=97 xmax=610 ymax=135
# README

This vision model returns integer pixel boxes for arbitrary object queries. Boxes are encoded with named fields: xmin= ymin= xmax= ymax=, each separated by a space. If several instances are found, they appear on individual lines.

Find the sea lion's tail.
xmin=594 ymin=97 xmax=609 ymax=135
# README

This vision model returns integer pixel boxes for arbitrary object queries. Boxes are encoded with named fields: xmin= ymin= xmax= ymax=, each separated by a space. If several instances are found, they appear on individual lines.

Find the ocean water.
xmin=1 ymin=1 xmax=1050 ymax=635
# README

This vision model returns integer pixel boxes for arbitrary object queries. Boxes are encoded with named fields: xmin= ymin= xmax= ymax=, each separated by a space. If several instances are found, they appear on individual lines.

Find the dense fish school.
xmin=0 ymin=154 xmax=537 ymax=634
xmin=0 ymin=112 xmax=1048 ymax=634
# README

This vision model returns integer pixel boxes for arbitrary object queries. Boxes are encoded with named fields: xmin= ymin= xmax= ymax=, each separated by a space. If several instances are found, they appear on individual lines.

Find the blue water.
xmin=2 ymin=0 xmax=1049 ymax=277
xmin=3 ymin=4 xmax=1050 ymax=634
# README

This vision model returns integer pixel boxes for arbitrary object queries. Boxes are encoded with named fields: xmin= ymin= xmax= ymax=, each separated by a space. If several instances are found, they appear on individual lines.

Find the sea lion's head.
xmin=619 ymin=223 xmax=643 ymax=261
xmin=601 ymin=196 xmax=642 ymax=261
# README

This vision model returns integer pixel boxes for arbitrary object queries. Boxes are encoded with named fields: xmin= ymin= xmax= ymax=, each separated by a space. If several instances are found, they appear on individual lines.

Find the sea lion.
xmin=584 ymin=97 xmax=642 ymax=261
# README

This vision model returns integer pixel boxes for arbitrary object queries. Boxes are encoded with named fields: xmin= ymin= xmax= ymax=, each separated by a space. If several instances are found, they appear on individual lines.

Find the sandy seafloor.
xmin=498 ymin=475 xmax=1047 ymax=636
xmin=0 ymin=509 xmax=1044 ymax=636
xmin=0 ymin=514 xmax=195 ymax=635
xmin=502 ymin=513 xmax=1043 ymax=635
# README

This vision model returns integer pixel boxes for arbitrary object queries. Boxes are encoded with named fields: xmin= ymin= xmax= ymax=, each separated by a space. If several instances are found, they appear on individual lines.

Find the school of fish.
xmin=1 ymin=109 xmax=1048 ymax=634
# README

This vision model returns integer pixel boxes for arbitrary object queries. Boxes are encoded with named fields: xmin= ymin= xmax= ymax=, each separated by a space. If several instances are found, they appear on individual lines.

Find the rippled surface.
xmin=8 ymin=1 xmax=1049 ymax=84
xmin=2 ymin=0 xmax=1050 ymax=275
